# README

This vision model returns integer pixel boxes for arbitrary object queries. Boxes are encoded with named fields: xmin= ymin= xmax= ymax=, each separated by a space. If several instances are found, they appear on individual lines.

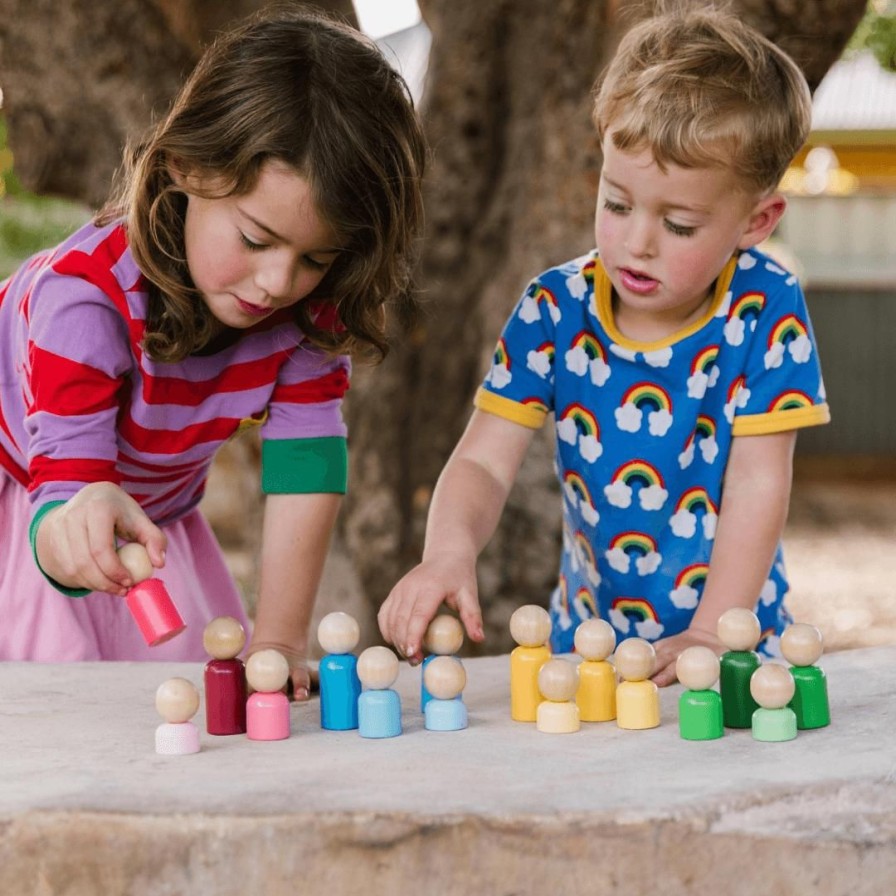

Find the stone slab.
xmin=0 ymin=647 xmax=894 ymax=895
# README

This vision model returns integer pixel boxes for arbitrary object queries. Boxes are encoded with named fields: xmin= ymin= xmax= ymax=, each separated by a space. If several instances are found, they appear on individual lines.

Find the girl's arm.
xmin=378 ymin=409 xmax=537 ymax=665
xmin=651 ymin=429 xmax=797 ymax=686
xmin=248 ymin=491 xmax=342 ymax=700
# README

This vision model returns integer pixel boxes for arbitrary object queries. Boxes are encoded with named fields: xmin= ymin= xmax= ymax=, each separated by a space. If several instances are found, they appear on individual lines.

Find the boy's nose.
xmin=624 ymin=216 xmax=656 ymax=258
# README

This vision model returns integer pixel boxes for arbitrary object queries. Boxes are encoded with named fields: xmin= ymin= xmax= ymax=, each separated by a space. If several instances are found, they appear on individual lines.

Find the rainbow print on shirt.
xmin=564 ymin=330 xmax=611 ymax=387
xmin=556 ymin=402 xmax=603 ymax=463
xmin=604 ymin=530 xmax=662 ymax=577
xmin=669 ymin=563 xmax=709 ymax=609
xmin=609 ymin=597 xmax=665 ymax=640
xmin=603 ymin=459 xmax=668 ymax=511
xmin=615 ymin=381 xmax=674 ymax=436
xmin=669 ymin=487 xmax=719 ymax=540
xmin=763 ymin=313 xmax=813 ymax=369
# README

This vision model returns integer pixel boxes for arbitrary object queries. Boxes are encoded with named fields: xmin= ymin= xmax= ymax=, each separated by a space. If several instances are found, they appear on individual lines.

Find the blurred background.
xmin=1 ymin=0 xmax=894 ymax=659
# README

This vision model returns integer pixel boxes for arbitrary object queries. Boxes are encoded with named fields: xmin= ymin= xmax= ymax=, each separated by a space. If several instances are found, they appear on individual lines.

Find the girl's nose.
xmin=254 ymin=259 xmax=295 ymax=301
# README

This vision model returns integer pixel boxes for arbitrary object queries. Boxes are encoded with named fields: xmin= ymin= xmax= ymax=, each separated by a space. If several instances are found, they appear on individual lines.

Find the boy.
xmin=378 ymin=7 xmax=829 ymax=685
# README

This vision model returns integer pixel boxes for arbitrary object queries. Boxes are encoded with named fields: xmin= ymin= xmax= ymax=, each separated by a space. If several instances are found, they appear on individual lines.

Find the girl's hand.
xmin=245 ymin=640 xmax=314 ymax=702
xmin=34 ymin=482 xmax=167 ymax=596
xmin=650 ymin=626 xmax=725 ymax=687
xmin=378 ymin=552 xmax=485 ymax=666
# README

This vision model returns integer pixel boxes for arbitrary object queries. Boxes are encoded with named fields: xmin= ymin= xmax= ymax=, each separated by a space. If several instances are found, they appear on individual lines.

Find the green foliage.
xmin=0 ymin=114 xmax=89 ymax=279
xmin=848 ymin=0 xmax=896 ymax=71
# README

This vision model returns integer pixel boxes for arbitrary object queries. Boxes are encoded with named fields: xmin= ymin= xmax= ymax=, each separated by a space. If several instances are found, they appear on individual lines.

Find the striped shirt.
xmin=0 ymin=219 xmax=350 ymax=528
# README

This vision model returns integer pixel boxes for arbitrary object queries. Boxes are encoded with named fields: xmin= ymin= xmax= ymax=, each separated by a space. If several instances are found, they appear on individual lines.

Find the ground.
xmin=784 ymin=463 xmax=896 ymax=652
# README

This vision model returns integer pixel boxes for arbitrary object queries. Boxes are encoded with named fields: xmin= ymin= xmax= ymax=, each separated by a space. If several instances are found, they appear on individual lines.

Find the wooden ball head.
xmin=717 ymin=608 xmax=761 ymax=652
xmin=357 ymin=646 xmax=400 ymax=690
xmin=424 ymin=615 xmax=464 ymax=656
xmin=676 ymin=646 xmax=720 ymax=691
xmin=118 ymin=542 xmax=153 ymax=583
xmin=614 ymin=638 xmax=656 ymax=682
xmin=246 ymin=649 xmax=290 ymax=693
xmin=750 ymin=663 xmax=795 ymax=709
xmin=574 ymin=618 xmax=616 ymax=661
xmin=155 ymin=678 xmax=200 ymax=724
xmin=509 ymin=605 xmax=551 ymax=648
xmin=203 ymin=616 xmax=246 ymax=661
xmin=780 ymin=623 xmax=824 ymax=667
xmin=538 ymin=658 xmax=578 ymax=703
xmin=423 ymin=655 xmax=466 ymax=700
xmin=317 ymin=611 xmax=361 ymax=656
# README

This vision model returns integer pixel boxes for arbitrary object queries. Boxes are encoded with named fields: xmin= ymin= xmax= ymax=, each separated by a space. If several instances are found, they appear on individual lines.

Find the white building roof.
xmin=812 ymin=52 xmax=896 ymax=132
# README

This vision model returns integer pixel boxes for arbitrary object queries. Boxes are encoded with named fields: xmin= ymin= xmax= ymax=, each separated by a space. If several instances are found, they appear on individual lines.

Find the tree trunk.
xmin=0 ymin=0 xmax=356 ymax=206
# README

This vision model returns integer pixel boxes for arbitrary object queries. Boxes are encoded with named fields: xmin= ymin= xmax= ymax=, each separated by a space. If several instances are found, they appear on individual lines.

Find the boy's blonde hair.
xmin=593 ymin=5 xmax=812 ymax=194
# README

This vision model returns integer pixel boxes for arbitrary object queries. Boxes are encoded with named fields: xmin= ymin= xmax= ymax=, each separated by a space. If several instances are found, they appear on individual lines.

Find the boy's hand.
xmin=650 ymin=626 xmax=724 ymax=687
xmin=378 ymin=553 xmax=485 ymax=665
xmin=35 ymin=481 xmax=167 ymax=596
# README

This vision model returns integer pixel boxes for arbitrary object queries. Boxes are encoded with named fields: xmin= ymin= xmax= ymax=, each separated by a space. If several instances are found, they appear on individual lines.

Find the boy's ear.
xmin=737 ymin=193 xmax=787 ymax=250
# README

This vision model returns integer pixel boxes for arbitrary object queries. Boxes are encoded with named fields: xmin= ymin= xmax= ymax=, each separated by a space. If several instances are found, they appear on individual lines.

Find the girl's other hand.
xmin=34 ymin=481 xmax=167 ymax=595
xmin=378 ymin=553 xmax=485 ymax=666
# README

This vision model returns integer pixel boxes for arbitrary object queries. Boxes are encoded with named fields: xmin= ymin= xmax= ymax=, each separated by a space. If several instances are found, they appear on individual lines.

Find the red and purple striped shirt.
xmin=0 ymin=219 xmax=350 ymax=527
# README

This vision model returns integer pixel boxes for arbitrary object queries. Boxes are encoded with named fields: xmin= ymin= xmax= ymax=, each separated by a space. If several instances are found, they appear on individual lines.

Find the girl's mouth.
xmin=236 ymin=298 xmax=273 ymax=317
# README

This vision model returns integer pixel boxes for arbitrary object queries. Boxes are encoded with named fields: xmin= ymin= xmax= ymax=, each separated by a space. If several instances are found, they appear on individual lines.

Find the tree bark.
xmin=0 ymin=0 xmax=356 ymax=205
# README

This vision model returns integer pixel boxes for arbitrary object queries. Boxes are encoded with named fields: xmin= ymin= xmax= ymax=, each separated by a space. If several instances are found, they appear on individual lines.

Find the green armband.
xmin=29 ymin=501 xmax=90 ymax=598
xmin=261 ymin=437 xmax=348 ymax=494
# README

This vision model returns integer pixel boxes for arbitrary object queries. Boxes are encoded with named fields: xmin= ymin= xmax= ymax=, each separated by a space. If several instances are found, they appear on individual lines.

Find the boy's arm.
xmin=378 ymin=409 xmax=537 ymax=664
xmin=651 ymin=429 xmax=796 ymax=686
xmin=247 ymin=491 xmax=342 ymax=700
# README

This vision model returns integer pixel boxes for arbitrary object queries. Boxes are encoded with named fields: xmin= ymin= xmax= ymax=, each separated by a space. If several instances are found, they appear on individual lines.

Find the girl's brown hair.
xmin=100 ymin=4 xmax=427 ymax=363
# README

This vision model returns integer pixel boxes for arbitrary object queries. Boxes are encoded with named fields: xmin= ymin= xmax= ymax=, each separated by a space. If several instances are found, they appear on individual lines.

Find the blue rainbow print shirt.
xmin=475 ymin=249 xmax=830 ymax=656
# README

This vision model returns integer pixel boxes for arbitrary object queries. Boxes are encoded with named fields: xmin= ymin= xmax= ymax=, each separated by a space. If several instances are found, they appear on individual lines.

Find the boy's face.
xmin=178 ymin=160 xmax=342 ymax=330
xmin=594 ymin=136 xmax=777 ymax=335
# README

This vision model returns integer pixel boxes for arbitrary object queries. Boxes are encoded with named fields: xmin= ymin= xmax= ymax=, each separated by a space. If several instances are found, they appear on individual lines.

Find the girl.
xmin=0 ymin=5 xmax=426 ymax=699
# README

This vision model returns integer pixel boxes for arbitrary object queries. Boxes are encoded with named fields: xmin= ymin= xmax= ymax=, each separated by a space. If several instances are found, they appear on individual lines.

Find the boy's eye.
xmin=664 ymin=220 xmax=697 ymax=237
xmin=240 ymin=233 xmax=266 ymax=251
xmin=603 ymin=199 xmax=628 ymax=214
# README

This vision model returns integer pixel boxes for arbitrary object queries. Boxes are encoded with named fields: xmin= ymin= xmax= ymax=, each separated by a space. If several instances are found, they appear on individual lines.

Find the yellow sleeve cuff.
xmin=732 ymin=403 xmax=831 ymax=436
xmin=474 ymin=388 xmax=548 ymax=429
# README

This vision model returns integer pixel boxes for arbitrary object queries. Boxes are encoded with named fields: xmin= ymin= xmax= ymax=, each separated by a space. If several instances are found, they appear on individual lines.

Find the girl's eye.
xmin=664 ymin=220 xmax=697 ymax=238
xmin=303 ymin=256 xmax=330 ymax=272
xmin=603 ymin=199 xmax=628 ymax=214
xmin=240 ymin=233 xmax=266 ymax=251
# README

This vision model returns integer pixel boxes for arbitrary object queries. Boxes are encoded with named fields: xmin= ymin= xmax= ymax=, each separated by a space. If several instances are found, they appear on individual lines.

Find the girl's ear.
xmin=737 ymin=193 xmax=787 ymax=250
xmin=166 ymin=158 xmax=190 ymax=188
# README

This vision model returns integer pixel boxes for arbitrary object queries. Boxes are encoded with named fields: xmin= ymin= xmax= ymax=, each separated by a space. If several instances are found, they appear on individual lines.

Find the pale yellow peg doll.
xmin=750 ymin=663 xmax=797 ymax=742
xmin=615 ymin=638 xmax=660 ymax=730
xmin=574 ymin=618 xmax=616 ymax=722
xmin=536 ymin=658 xmax=581 ymax=733
xmin=155 ymin=677 xmax=201 ymax=755
xmin=509 ymin=604 xmax=552 ymax=722
xmin=421 ymin=614 xmax=465 ymax=711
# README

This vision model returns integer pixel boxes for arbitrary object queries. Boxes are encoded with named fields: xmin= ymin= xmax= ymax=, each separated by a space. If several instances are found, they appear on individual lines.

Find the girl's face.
xmin=594 ymin=135 xmax=782 ymax=339
xmin=178 ymin=160 xmax=342 ymax=330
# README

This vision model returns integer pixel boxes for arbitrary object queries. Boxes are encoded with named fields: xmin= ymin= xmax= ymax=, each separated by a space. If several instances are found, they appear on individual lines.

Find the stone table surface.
xmin=1 ymin=646 xmax=894 ymax=895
